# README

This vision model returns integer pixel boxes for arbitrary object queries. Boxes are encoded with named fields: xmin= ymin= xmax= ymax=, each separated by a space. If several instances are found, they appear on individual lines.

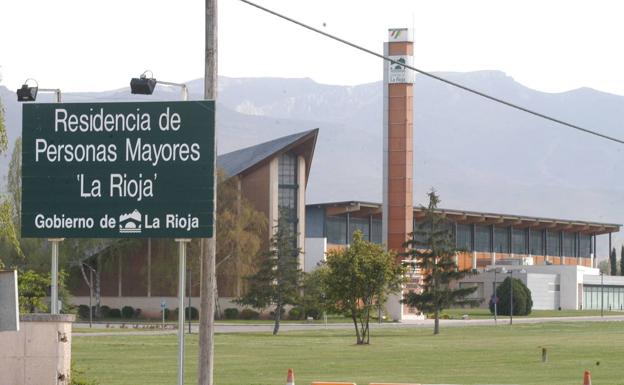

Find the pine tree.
xmin=620 ymin=245 xmax=624 ymax=276
xmin=402 ymin=190 xmax=481 ymax=335
xmin=610 ymin=248 xmax=617 ymax=275
xmin=237 ymin=212 xmax=302 ymax=335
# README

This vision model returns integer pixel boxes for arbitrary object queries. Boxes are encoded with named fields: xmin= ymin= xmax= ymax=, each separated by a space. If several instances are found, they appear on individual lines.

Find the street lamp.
xmin=507 ymin=268 xmax=526 ymax=325
xmin=486 ymin=266 xmax=507 ymax=325
xmin=16 ymin=79 xmax=61 ymax=102
xmin=601 ymin=271 xmax=604 ymax=317
xmin=17 ymin=78 xmax=63 ymax=315
xmin=129 ymin=73 xmax=189 ymax=385
xmin=130 ymin=70 xmax=188 ymax=101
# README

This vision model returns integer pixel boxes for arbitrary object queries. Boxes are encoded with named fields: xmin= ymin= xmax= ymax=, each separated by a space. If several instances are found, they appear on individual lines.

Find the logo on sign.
xmin=119 ymin=209 xmax=142 ymax=234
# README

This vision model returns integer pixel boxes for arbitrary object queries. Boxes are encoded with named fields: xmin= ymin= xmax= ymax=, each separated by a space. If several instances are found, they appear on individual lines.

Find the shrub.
xmin=99 ymin=305 xmax=111 ymax=318
xmin=108 ymin=308 xmax=121 ymax=318
xmin=288 ymin=307 xmax=303 ymax=320
xmin=77 ymin=305 xmax=90 ymax=319
xmin=163 ymin=308 xmax=171 ymax=320
xmin=489 ymin=276 xmax=533 ymax=316
xmin=135 ymin=308 xmax=142 ymax=318
xmin=240 ymin=308 xmax=260 ymax=320
xmin=224 ymin=308 xmax=239 ymax=320
xmin=185 ymin=306 xmax=199 ymax=320
xmin=305 ymin=308 xmax=321 ymax=320
xmin=122 ymin=306 xmax=135 ymax=319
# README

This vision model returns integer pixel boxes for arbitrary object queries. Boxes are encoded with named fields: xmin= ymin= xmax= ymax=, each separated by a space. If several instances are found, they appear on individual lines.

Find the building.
xmin=68 ymin=129 xmax=319 ymax=316
xmin=304 ymin=200 xmax=621 ymax=317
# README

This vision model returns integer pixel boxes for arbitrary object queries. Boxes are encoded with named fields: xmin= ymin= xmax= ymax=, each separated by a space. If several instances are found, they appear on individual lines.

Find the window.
xmin=459 ymin=282 xmax=484 ymax=300
xmin=563 ymin=232 xmax=576 ymax=257
xmin=579 ymin=234 xmax=591 ymax=258
xmin=494 ymin=226 xmax=509 ymax=253
xmin=456 ymin=224 xmax=472 ymax=251
xmin=278 ymin=153 xmax=298 ymax=248
xmin=326 ymin=216 xmax=346 ymax=244
xmin=529 ymin=229 xmax=544 ymax=255
xmin=371 ymin=219 xmax=382 ymax=244
xmin=475 ymin=225 xmax=491 ymax=252
xmin=349 ymin=217 xmax=369 ymax=243
xmin=512 ymin=228 xmax=527 ymax=254
xmin=547 ymin=231 xmax=561 ymax=257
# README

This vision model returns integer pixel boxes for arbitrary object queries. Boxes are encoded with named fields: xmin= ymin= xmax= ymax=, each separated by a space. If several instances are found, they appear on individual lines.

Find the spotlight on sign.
xmin=130 ymin=71 xmax=157 ymax=95
xmin=17 ymin=81 xmax=38 ymax=102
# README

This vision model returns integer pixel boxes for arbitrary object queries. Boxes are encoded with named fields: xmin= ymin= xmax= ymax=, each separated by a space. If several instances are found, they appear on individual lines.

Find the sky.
xmin=1 ymin=0 xmax=624 ymax=94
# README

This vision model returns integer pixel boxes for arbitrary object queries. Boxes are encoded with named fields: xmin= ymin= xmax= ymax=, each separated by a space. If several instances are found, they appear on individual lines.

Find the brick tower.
xmin=382 ymin=28 xmax=415 ymax=321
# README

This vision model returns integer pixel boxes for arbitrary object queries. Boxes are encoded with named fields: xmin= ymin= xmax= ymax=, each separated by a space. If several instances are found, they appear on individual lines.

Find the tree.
xmin=598 ymin=259 xmax=610 ymax=275
xmin=237 ymin=213 xmax=302 ymax=335
xmin=610 ymin=248 xmax=617 ymax=275
xmin=402 ymin=191 xmax=481 ymax=335
xmin=216 ymin=169 xmax=267 ymax=298
xmin=620 ymin=245 xmax=624 ymax=277
xmin=0 ymin=86 xmax=21 ymax=268
xmin=18 ymin=270 xmax=50 ymax=313
xmin=488 ymin=276 xmax=533 ymax=316
xmin=322 ymin=231 xmax=405 ymax=344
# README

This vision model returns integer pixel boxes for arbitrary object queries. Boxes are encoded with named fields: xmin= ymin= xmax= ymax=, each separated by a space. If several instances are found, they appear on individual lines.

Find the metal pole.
xmin=509 ymin=270 xmax=513 ymax=325
xmin=601 ymin=271 xmax=604 ymax=317
xmin=188 ymin=265 xmax=192 ymax=334
xmin=199 ymin=1 xmax=217 ymax=384
xmin=49 ymin=238 xmax=63 ymax=314
xmin=493 ymin=269 xmax=497 ymax=324
xmin=89 ymin=268 xmax=93 ymax=328
xmin=177 ymin=239 xmax=189 ymax=385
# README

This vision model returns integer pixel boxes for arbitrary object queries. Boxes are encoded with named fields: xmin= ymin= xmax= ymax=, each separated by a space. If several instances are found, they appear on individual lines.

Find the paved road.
xmin=72 ymin=315 xmax=624 ymax=336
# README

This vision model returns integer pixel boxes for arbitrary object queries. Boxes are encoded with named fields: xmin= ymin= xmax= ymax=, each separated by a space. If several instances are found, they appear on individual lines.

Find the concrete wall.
xmin=526 ymin=273 xmax=560 ymax=310
xmin=0 ymin=314 xmax=74 ymax=385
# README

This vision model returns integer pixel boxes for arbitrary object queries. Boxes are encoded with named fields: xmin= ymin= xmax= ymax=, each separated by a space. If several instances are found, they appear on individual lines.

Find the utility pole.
xmin=199 ymin=0 xmax=217 ymax=384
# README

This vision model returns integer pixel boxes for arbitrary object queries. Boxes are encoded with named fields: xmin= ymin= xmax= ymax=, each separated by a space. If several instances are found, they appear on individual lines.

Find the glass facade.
xmin=583 ymin=285 xmax=624 ymax=311
xmin=475 ymin=225 xmax=491 ymax=252
xmin=547 ymin=231 xmax=561 ymax=257
xmin=512 ymin=228 xmax=527 ymax=254
xmin=318 ymin=206 xmax=596 ymax=261
xmin=278 ymin=152 xmax=298 ymax=244
xmin=529 ymin=229 xmax=544 ymax=255
xmin=456 ymin=224 xmax=472 ymax=251
xmin=494 ymin=227 xmax=509 ymax=253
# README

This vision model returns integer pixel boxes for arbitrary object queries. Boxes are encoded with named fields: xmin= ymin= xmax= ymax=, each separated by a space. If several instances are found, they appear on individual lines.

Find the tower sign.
xmin=21 ymin=100 xmax=215 ymax=238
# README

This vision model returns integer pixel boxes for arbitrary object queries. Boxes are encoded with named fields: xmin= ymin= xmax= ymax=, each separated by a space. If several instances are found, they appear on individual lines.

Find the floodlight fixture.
xmin=130 ymin=71 xmax=157 ymax=95
xmin=16 ymin=78 xmax=61 ymax=102
xmin=130 ymin=70 xmax=188 ymax=100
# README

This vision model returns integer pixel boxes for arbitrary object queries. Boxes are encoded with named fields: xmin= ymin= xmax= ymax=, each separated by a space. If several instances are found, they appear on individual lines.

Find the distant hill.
xmin=2 ymin=71 xmax=623 ymax=253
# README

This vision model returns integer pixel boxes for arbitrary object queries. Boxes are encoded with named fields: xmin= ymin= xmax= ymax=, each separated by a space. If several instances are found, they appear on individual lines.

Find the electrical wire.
xmin=239 ymin=0 xmax=624 ymax=145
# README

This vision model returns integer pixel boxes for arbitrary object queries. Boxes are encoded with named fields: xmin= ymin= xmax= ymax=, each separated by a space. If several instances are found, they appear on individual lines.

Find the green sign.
xmin=21 ymin=101 xmax=215 ymax=238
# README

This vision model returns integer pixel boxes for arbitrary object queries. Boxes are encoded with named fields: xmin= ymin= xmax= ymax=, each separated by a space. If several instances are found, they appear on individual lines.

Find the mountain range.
xmin=1 ymin=70 xmax=623 ymax=253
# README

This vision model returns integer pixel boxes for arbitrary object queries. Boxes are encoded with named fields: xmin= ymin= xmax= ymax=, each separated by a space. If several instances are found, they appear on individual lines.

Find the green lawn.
xmin=441 ymin=308 xmax=622 ymax=319
xmin=73 ymin=321 xmax=624 ymax=385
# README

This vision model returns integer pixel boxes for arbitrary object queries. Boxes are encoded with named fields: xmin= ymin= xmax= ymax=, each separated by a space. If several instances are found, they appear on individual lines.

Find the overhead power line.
xmin=239 ymin=0 xmax=624 ymax=145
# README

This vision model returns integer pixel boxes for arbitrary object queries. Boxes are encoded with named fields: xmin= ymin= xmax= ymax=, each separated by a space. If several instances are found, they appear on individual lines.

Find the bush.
xmin=240 ymin=308 xmax=260 ymax=320
xmin=135 ymin=308 xmax=142 ymax=318
xmin=288 ymin=307 xmax=303 ymax=320
xmin=305 ymin=308 xmax=321 ymax=320
xmin=224 ymin=308 xmax=239 ymax=320
xmin=163 ymin=308 xmax=171 ymax=320
xmin=185 ymin=306 xmax=199 ymax=320
xmin=108 ymin=308 xmax=121 ymax=318
xmin=122 ymin=306 xmax=135 ymax=319
xmin=77 ymin=305 xmax=90 ymax=319
xmin=489 ymin=276 xmax=533 ymax=316
xmin=99 ymin=305 xmax=111 ymax=318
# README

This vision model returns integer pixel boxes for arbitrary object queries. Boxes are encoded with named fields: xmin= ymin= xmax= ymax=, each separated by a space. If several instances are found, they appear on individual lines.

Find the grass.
xmin=73 ymin=321 xmax=624 ymax=385
xmin=441 ymin=308 xmax=622 ymax=319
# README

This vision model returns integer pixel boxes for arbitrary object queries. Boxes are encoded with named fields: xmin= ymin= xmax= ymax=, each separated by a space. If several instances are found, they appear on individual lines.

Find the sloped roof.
xmin=217 ymin=129 xmax=318 ymax=178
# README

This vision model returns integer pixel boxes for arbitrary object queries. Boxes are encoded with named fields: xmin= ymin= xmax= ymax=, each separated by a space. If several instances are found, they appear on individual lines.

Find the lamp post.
xmin=129 ymin=72 xmax=190 ymax=385
xmin=601 ymin=271 xmax=604 ymax=317
xmin=485 ymin=267 xmax=507 ymax=325
xmin=17 ymin=79 xmax=63 ymax=315
xmin=509 ymin=269 xmax=514 ymax=325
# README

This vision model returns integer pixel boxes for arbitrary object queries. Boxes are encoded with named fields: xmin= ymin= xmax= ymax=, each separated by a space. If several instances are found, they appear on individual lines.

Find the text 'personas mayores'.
xmin=34 ymin=107 xmax=201 ymax=166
